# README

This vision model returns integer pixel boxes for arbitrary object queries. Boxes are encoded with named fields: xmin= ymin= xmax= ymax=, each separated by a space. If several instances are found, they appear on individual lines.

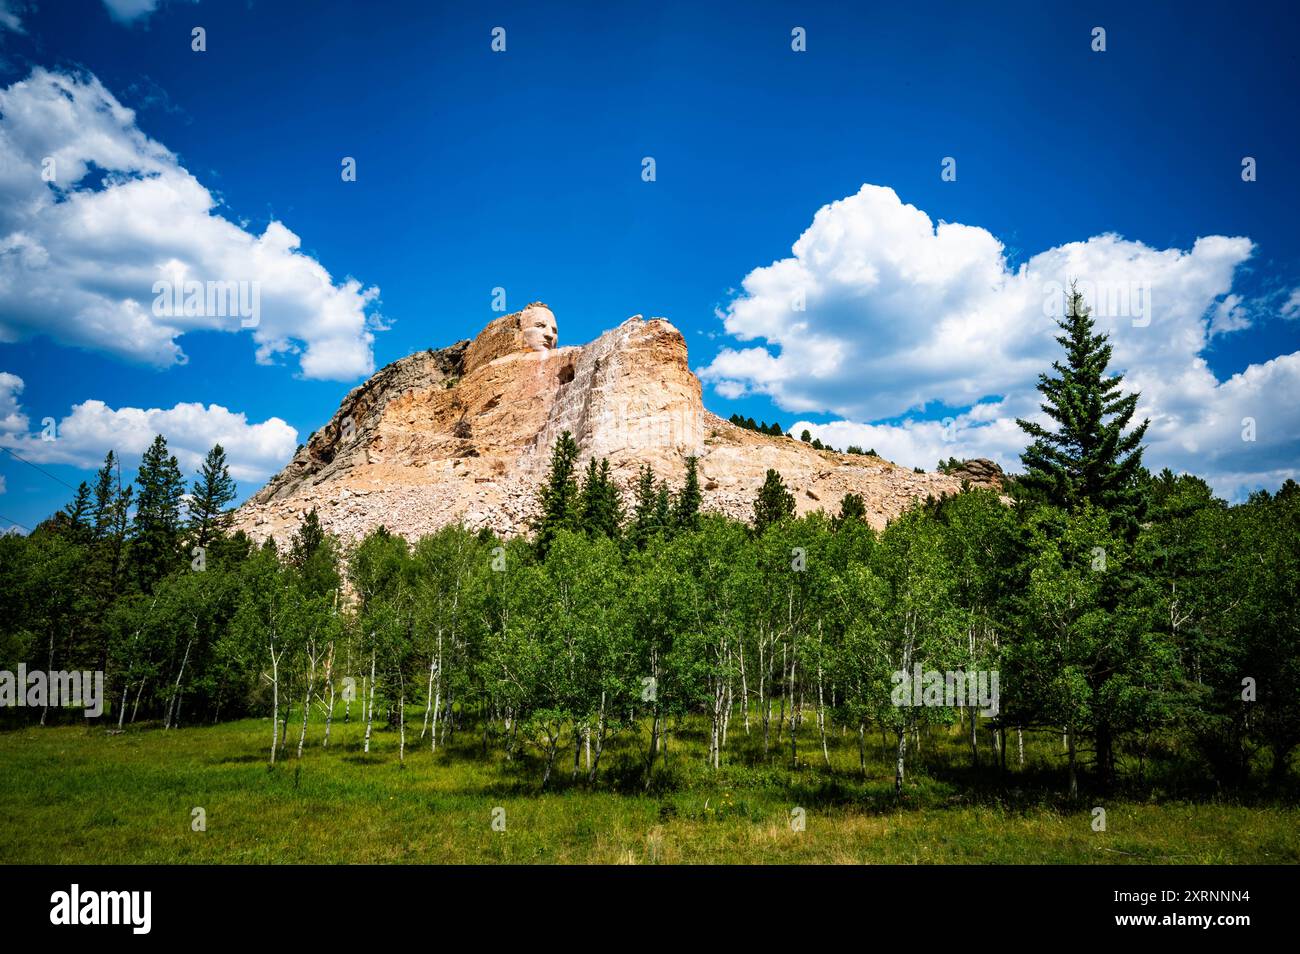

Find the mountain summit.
xmin=233 ymin=304 xmax=997 ymax=543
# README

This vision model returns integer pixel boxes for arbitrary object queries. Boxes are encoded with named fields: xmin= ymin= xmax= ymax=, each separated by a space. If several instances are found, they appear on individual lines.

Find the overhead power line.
xmin=0 ymin=512 xmax=32 ymax=533
xmin=0 ymin=444 xmax=81 ymax=492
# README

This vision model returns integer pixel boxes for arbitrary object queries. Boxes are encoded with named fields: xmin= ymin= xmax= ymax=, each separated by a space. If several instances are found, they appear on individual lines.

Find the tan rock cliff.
xmin=233 ymin=305 xmax=1001 ymax=544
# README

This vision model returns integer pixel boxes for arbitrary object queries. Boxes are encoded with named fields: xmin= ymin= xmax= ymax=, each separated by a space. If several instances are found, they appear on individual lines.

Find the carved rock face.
xmin=462 ymin=303 xmax=559 ymax=374
xmin=520 ymin=305 xmax=557 ymax=351
xmin=234 ymin=306 xmax=980 ymax=546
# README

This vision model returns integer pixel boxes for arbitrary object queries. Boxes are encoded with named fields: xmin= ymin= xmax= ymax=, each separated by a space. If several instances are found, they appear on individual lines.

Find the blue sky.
xmin=0 ymin=0 xmax=1297 ymax=530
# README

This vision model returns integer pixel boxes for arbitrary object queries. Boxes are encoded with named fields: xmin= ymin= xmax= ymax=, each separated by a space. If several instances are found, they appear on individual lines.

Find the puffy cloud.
xmin=790 ymin=406 xmax=1032 ymax=476
xmin=0 ymin=372 xmax=297 ymax=485
xmin=1282 ymin=287 xmax=1300 ymax=319
xmin=0 ymin=1 xmax=25 ymax=34
xmin=704 ymin=184 xmax=1297 ymax=498
xmin=1209 ymin=294 xmax=1251 ymax=336
xmin=0 ymin=68 xmax=380 ymax=381
xmin=0 ymin=370 xmax=26 ymax=435
xmin=100 ymin=1 xmax=193 ymax=25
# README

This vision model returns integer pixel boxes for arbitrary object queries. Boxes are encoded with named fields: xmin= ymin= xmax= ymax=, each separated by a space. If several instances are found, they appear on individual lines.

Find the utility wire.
xmin=0 ymin=513 xmax=31 ymax=533
xmin=0 ymin=444 xmax=81 ymax=491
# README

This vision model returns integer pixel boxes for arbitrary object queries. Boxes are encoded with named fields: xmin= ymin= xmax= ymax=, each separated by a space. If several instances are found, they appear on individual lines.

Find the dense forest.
xmin=1 ymin=289 xmax=1296 ymax=800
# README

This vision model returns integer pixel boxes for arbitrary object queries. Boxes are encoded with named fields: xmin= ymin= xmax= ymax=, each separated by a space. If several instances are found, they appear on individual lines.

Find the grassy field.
xmin=1 ymin=711 xmax=1296 ymax=864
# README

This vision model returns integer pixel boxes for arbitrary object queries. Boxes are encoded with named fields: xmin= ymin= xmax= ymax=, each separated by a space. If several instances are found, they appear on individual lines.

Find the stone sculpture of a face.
xmin=520 ymin=306 xmax=558 ymax=351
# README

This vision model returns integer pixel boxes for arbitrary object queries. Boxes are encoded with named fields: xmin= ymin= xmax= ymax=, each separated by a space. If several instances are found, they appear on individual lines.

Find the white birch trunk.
xmin=166 ymin=637 xmax=193 ymax=730
xmin=322 ymin=642 xmax=335 ymax=748
xmin=40 ymin=628 xmax=53 ymax=726
xmin=297 ymin=651 xmax=315 ymax=759
xmin=269 ymin=646 xmax=280 ymax=765
xmin=363 ymin=649 xmax=376 ymax=754
xmin=739 ymin=642 xmax=750 ymax=735
xmin=398 ymin=691 xmax=406 ymax=766
xmin=420 ymin=653 xmax=436 ymax=739
xmin=588 ymin=692 xmax=606 ymax=783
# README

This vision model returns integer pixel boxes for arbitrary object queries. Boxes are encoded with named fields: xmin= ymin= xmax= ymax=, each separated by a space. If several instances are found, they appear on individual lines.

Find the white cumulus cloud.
xmin=0 ymin=372 xmax=298 ymax=486
xmin=0 ymin=0 xmax=25 ymax=34
xmin=703 ymin=184 xmax=1298 ymax=498
xmin=0 ymin=67 xmax=380 ymax=381
xmin=1282 ymin=287 xmax=1300 ymax=319
xmin=100 ymin=0 xmax=194 ymax=25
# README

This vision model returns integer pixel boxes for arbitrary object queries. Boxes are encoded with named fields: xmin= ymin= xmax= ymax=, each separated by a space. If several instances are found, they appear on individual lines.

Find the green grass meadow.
xmin=1 ymin=710 xmax=1296 ymax=864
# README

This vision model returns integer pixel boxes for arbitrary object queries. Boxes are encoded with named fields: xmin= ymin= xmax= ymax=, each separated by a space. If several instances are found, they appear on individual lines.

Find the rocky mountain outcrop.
xmin=233 ymin=304 xmax=1001 ymax=544
xmin=942 ymin=458 xmax=1005 ymax=490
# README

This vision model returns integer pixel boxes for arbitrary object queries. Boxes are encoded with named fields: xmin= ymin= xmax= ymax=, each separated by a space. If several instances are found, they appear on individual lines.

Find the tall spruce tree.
xmin=92 ymin=452 xmax=133 ymax=556
xmin=290 ymin=506 xmax=340 ymax=598
xmin=289 ymin=506 xmax=326 ymax=566
xmin=1016 ymin=283 xmax=1149 ymax=534
xmin=577 ymin=458 xmax=624 ymax=540
xmin=653 ymin=480 xmax=673 ymax=531
xmin=674 ymin=456 xmax=702 ymax=531
xmin=534 ymin=430 xmax=580 ymax=555
xmin=753 ymin=468 xmax=795 ymax=534
xmin=628 ymin=464 xmax=663 ymax=549
xmin=188 ymin=444 xmax=237 ymax=551
xmin=130 ymin=434 xmax=187 ymax=592
xmin=834 ymin=492 xmax=867 ymax=528
xmin=59 ymin=483 xmax=94 ymax=545
xmin=88 ymin=451 xmax=131 ymax=674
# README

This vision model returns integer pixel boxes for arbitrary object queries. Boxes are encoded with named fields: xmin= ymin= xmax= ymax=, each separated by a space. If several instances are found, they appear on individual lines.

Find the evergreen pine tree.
xmin=753 ymin=468 xmax=795 ymax=534
xmin=653 ymin=480 xmax=673 ymax=532
xmin=60 ymin=483 xmax=94 ymax=544
xmin=597 ymin=459 xmax=625 ymax=538
xmin=88 ymin=451 xmax=132 ymax=668
xmin=674 ymin=456 xmax=702 ymax=531
xmin=188 ymin=444 xmax=237 ymax=551
xmin=290 ymin=506 xmax=340 ymax=598
xmin=629 ymin=464 xmax=660 ymax=549
xmin=1016 ymin=283 xmax=1150 ymax=534
xmin=290 ymin=506 xmax=326 ymax=566
xmin=130 ymin=434 xmax=186 ymax=592
xmin=578 ymin=458 xmax=624 ymax=540
xmin=577 ymin=459 xmax=602 ymax=534
xmin=534 ymin=430 xmax=580 ymax=555
xmin=800 ymin=429 xmax=812 ymax=442
xmin=92 ymin=453 xmax=117 ymax=536
xmin=835 ymin=492 xmax=867 ymax=528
